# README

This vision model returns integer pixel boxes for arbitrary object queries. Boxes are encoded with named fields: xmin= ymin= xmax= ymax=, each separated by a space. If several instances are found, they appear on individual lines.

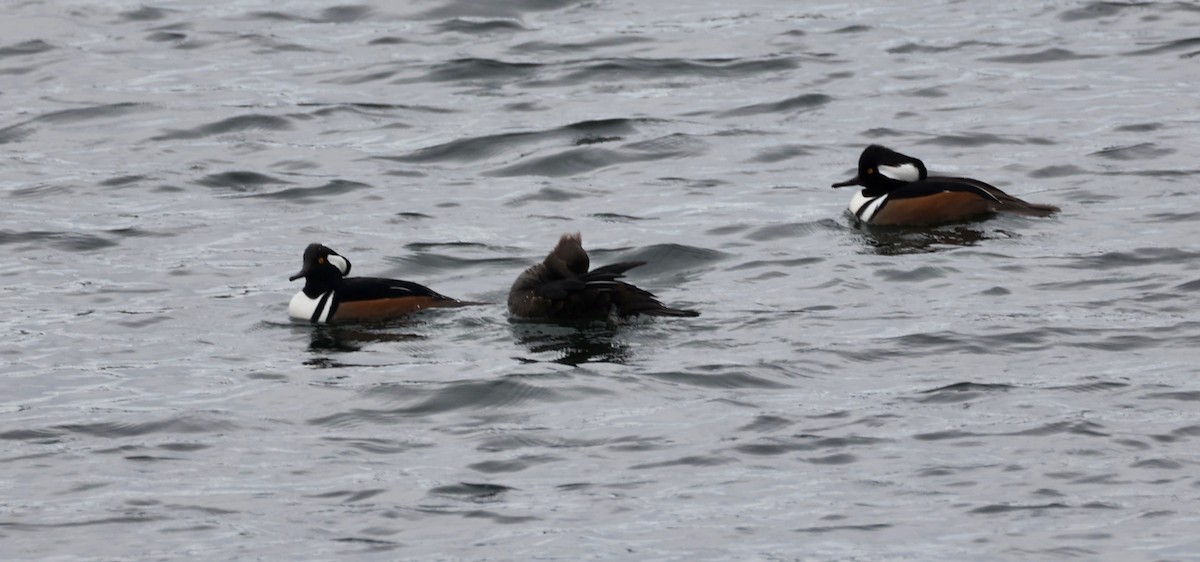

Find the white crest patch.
xmin=327 ymin=254 xmax=350 ymax=275
xmin=878 ymin=163 xmax=920 ymax=182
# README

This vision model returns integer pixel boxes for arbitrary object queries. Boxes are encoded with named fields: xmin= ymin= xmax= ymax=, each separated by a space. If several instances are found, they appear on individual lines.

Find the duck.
xmin=288 ymin=243 xmax=474 ymax=324
xmin=831 ymin=144 xmax=1060 ymax=226
xmin=507 ymin=233 xmax=699 ymax=322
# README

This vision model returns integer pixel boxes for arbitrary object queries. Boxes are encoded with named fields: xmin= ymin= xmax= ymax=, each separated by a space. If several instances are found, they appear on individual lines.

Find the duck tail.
xmin=978 ymin=184 xmax=1060 ymax=217
xmin=434 ymin=297 xmax=490 ymax=308
xmin=999 ymin=198 xmax=1060 ymax=217
xmin=641 ymin=306 xmax=701 ymax=318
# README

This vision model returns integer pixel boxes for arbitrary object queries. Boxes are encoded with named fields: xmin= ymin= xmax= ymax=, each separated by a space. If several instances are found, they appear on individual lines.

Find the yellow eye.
xmin=317 ymin=257 xmax=326 ymax=265
xmin=866 ymin=167 xmax=875 ymax=175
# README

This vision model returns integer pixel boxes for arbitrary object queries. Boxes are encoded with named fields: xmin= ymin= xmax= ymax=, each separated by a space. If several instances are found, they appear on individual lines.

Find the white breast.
xmin=849 ymin=191 xmax=888 ymax=223
xmin=289 ymin=291 xmax=334 ymax=323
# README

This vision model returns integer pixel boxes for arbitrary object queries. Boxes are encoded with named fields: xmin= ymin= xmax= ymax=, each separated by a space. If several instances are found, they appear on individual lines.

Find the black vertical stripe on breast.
xmin=856 ymin=195 xmax=884 ymax=221
xmin=310 ymin=291 xmax=333 ymax=324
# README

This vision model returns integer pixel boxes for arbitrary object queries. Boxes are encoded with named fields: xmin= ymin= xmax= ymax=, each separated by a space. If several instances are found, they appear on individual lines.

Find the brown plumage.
xmin=329 ymin=296 xmax=460 ymax=323
xmin=867 ymin=190 xmax=993 ymax=226
xmin=507 ymin=233 xmax=699 ymax=322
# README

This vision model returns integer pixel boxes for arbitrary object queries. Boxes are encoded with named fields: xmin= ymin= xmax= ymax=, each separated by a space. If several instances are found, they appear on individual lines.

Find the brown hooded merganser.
xmin=832 ymin=145 xmax=1060 ymax=226
xmin=507 ymin=233 xmax=699 ymax=322
xmin=288 ymin=243 xmax=474 ymax=324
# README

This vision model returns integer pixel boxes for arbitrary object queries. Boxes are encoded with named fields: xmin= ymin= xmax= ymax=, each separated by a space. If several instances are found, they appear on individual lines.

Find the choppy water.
xmin=3 ymin=1 xmax=1200 ymax=560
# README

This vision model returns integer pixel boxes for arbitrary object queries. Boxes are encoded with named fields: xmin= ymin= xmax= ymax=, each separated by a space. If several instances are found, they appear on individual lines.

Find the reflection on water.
xmin=306 ymin=324 xmax=425 ymax=353
xmin=852 ymin=222 xmax=993 ymax=255
xmin=509 ymin=321 xmax=631 ymax=366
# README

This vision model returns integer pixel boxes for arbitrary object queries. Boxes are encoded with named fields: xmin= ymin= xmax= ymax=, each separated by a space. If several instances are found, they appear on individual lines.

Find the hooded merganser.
xmin=288 ymin=243 xmax=474 ymax=324
xmin=831 ymin=145 xmax=1060 ymax=226
xmin=507 ymin=233 xmax=699 ymax=322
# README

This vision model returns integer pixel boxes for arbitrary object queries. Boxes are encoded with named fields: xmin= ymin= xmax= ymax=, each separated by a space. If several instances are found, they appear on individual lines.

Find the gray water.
xmin=3 ymin=1 xmax=1200 ymax=560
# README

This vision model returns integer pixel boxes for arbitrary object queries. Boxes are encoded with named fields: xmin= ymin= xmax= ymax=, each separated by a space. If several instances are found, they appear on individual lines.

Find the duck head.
xmin=831 ymin=145 xmax=928 ymax=195
xmin=289 ymin=243 xmax=352 ymax=296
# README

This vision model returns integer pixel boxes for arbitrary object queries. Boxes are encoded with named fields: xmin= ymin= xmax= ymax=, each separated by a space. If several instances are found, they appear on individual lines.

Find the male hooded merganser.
xmin=831 ymin=145 xmax=1060 ymax=226
xmin=288 ymin=243 xmax=473 ymax=324
xmin=507 ymin=233 xmax=699 ymax=322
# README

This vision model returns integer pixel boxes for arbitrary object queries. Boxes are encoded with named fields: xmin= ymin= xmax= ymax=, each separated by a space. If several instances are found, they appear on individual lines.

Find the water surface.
xmin=2 ymin=0 xmax=1199 ymax=560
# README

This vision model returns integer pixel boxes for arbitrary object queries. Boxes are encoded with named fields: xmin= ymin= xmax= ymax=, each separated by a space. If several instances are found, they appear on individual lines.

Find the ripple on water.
xmin=505 ymin=186 xmax=587 ymax=205
xmin=745 ymin=221 xmax=836 ymax=242
xmin=246 ymin=180 xmax=372 ymax=202
xmin=0 ymin=515 xmax=169 ymax=531
xmin=509 ymin=35 xmax=654 ymax=54
xmin=733 ymin=435 xmax=889 ymax=456
xmin=1142 ymin=391 xmax=1200 ymax=402
xmin=641 ymin=369 xmax=791 ymax=389
xmin=796 ymin=523 xmax=893 ymax=533
xmin=320 ymin=436 xmax=434 ymax=455
xmin=746 ymin=143 xmax=813 ymax=163
xmin=388 ymin=212 xmax=434 ymax=222
xmin=99 ymin=174 xmax=149 ymax=187
xmin=1028 ymin=164 xmax=1087 ymax=178
xmin=150 ymin=114 xmax=292 ymax=141
xmin=590 ymin=212 xmax=652 ymax=223
xmin=0 ymin=39 xmax=55 ymax=58
xmin=383 ymin=118 xmax=642 ymax=164
xmin=1047 ymin=381 xmax=1130 ymax=393
xmin=427 ymin=482 xmax=514 ymax=503
xmin=598 ymin=243 xmax=729 ymax=275
xmin=390 ymin=252 xmax=527 ymax=276
xmin=0 ymin=229 xmax=120 ymax=252
xmin=418 ymin=0 xmax=580 ymax=19
xmin=969 ymin=502 xmax=1072 ymax=515
xmin=886 ymin=40 xmax=1002 ymax=54
xmin=915 ymin=133 xmax=1023 ymax=147
xmin=119 ymin=6 xmax=173 ymax=21
xmin=0 ymin=414 xmax=235 ymax=442
xmin=0 ymin=103 xmax=142 ymax=144
xmin=914 ymin=382 xmax=1015 ymax=404
xmin=872 ymin=265 xmax=956 ymax=282
xmin=467 ymin=454 xmax=563 ymax=473
xmin=980 ymin=48 xmax=1102 ymax=63
xmin=487 ymin=133 xmax=704 ymax=177
xmin=1124 ymin=37 xmax=1200 ymax=58
xmin=409 ymin=58 xmax=543 ymax=85
xmin=735 ymin=415 xmax=795 ymax=433
xmin=718 ymin=93 xmax=832 ymax=118
xmin=320 ymin=102 xmax=455 ymax=115
xmin=726 ymin=257 xmax=826 ymax=272
xmin=475 ymin=433 xmax=609 ymax=453
xmin=196 ymin=171 xmax=289 ymax=192
xmin=629 ymin=454 xmax=738 ymax=470
xmin=244 ymin=5 xmax=373 ymax=24
xmin=1058 ymin=1 xmax=1200 ymax=21
xmin=458 ymin=511 xmax=540 ymax=524
xmin=435 ymin=18 xmax=528 ymax=34
xmin=531 ymin=56 xmax=800 ymax=87
xmin=915 ymin=420 xmax=1109 ymax=442
xmin=308 ymin=377 xmax=608 ymax=427
xmin=1054 ymin=247 xmax=1200 ymax=270
xmin=1089 ymin=142 xmax=1176 ymax=161
xmin=487 ymin=145 xmax=684 ymax=177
